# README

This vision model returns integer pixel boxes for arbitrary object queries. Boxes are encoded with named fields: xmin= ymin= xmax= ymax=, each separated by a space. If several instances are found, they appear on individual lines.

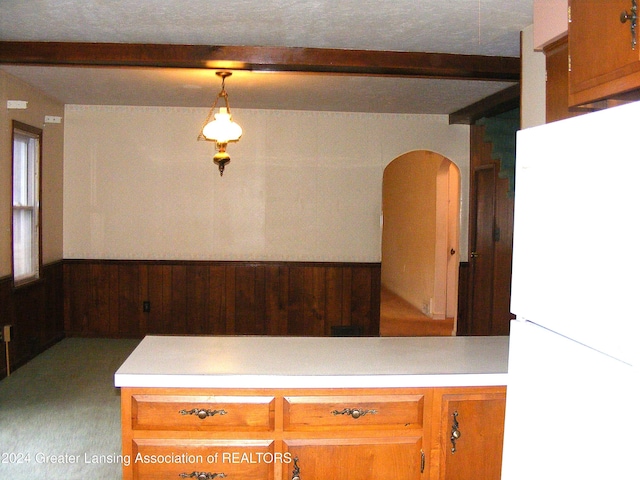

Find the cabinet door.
xmin=435 ymin=390 xmax=505 ymax=480
xmin=569 ymin=0 xmax=640 ymax=106
xmin=283 ymin=437 xmax=424 ymax=480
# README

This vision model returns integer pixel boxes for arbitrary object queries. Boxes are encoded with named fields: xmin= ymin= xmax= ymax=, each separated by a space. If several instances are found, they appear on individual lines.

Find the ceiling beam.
xmin=449 ymin=84 xmax=521 ymax=124
xmin=0 ymin=42 xmax=520 ymax=82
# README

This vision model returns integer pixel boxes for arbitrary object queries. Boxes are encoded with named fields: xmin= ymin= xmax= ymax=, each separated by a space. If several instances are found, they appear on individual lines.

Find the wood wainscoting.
xmin=0 ymin=261 xmax=65 ymax=379
xmin=63 ymin=260 xmax=381 ymax=338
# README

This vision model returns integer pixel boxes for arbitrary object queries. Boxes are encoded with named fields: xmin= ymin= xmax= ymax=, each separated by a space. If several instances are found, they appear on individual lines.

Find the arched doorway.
xmin=380 ymin=150 xmax=460 ymax=335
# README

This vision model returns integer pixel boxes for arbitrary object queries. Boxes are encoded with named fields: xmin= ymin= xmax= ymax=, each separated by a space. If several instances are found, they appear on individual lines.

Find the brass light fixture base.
xmin=213 ymin=151 xmax=231 ymax=176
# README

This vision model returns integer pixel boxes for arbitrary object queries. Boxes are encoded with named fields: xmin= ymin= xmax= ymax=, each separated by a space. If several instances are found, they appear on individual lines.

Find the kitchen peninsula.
xmin=115 ymin=335 xmax=509 ymax=480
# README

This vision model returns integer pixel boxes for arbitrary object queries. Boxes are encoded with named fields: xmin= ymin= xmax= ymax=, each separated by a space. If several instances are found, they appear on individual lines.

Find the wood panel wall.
xmin=0 ymin=261 xmax=65 ymax=379
xmin=63 ymin=260 xmax=381 ymax=338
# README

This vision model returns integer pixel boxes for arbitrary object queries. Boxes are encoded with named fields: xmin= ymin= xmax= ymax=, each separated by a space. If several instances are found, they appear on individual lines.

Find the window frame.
xmin=11 ymin=120 xmax=43 ymax=288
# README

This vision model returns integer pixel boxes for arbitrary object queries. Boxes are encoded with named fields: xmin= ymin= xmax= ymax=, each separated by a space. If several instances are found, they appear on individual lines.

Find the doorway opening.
xmin=380 ymin=150 xmax=460 ymax=336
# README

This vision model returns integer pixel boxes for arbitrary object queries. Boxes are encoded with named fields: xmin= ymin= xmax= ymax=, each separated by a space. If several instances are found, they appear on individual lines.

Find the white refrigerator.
xmin=501 ymin=101 xmax=639 ymax=479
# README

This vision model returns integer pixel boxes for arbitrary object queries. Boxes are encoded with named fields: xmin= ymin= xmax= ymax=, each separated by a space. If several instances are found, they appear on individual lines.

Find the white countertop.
xmin=114 ymin=335 xmax=509 ymax=389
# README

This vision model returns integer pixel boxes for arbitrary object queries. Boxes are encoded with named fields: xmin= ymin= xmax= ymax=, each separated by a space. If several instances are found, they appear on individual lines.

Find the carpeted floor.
xmin=0 ymin=338 xmax=140 ymax=479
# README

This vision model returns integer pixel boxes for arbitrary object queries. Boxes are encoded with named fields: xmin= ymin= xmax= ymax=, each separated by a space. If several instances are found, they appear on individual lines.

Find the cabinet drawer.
xmin=283 ymin=395 xmax=424 ymax=431
xmin=132 ymin=439 xmax=275 ymax=480
xmin=131 ymin=395 xmax=275 ymax=431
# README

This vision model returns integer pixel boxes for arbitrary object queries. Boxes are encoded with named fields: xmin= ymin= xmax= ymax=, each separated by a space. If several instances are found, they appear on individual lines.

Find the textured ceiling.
xmin=0 ymin=0 xmax=533 ymax=114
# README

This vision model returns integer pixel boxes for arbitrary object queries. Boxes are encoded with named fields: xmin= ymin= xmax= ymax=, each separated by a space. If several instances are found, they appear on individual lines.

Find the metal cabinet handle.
xmin=331 ymin=407 xmax=377 ymax=419
xmin=450 ymin=411 xmax=461 ymax=454
xmin=291 ymin=456 xmax=301 ymax=480
xmin=620 ymin=0 xmax=638 ymax=49
xmin=179 ymin=408 xmax=228 ymax=420
xmin=179 ymin=472 xmax=227 ymax=479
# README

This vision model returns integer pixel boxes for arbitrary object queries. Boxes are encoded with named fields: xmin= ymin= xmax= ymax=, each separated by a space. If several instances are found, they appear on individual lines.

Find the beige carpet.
xmin=0 ymin=338 xmax=140 ymax=479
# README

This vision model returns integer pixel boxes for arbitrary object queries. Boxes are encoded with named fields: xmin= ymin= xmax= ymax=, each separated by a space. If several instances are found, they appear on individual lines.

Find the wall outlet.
xmin=143 ymin=301 xmax=151 ymax=313
xmin=422 ymin=299 xmax=435 ymax=316
xmin=422 ymin=301 xmax=431 ymax=315
xmin=3 ymin=325 xmax=12 ymax=342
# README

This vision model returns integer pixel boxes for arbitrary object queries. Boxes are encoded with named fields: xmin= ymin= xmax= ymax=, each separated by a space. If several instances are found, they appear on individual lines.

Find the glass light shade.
xmin=201 ymin=107 xmax=242 ymax=143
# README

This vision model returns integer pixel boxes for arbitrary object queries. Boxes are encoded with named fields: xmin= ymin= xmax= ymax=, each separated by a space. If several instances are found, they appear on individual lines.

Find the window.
xmin=12 ymin=121 xmax=42 ymax=286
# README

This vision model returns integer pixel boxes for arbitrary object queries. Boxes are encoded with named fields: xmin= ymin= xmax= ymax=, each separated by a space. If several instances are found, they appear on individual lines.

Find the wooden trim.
xmin=11 ymin=121 xmax=44 ymax=289
xmin=456 ymin=262 xmax=470 ymax=336
xmin=0 ymin=42 xmax=520 ymax=82
xmin=448 ymin=84 xmax=520 ymax=124
xmin=63 ymin=258 xmax=380 ymax=268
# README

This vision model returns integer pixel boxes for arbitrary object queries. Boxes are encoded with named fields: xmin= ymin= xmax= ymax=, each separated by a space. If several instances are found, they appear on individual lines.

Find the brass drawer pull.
xmin=331 ymin=407 xmax=377 ymax=419
xmin=291 ymin=456 xmax=301 ymax=480
xmin=179 ymin=408 xmax=228 ymax=420
xmin=450 ymin=410 xmax=461 ymax=453
xmin=620 ymin=0 xmax=638 ymax=49
xmin=179 ymin=472 xmax=227 ymax=479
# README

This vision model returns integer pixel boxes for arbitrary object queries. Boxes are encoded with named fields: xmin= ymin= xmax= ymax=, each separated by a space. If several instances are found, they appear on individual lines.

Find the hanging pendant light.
xmin=198 ymin=71 xmax=242 ymax=176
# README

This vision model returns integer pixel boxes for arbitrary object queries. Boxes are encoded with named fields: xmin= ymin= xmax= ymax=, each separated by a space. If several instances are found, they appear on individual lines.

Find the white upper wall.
xmin=533 ymin=0 xmax=568 ymax=50
xmin=63 ymin=106 xmax=470 ymax=262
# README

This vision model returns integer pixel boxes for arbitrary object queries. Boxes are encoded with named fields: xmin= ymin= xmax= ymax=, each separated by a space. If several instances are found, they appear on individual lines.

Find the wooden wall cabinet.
xmin=569 ymin=0 xmax=640 ymax=107
xmin=120 ymin=386 xmax=505 ymax=480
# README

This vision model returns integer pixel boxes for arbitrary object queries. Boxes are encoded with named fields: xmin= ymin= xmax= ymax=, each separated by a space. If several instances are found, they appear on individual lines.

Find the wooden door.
xmin=467 ymin=165 xmax=496 ymax=335
xmin=445 ymin=162 xmax=461 ymax=320
xmin=435 ymin=390 xmax=506 ymax=480
xmin=569 ymin=0 xmax=640 ymax=105
xmin=435 ymin=160 xmax=461 ymax=320
xmin=463 ymin=123 xmax=515 ymax=337
xmin=283 ymin=437 xmax=424 ymax=479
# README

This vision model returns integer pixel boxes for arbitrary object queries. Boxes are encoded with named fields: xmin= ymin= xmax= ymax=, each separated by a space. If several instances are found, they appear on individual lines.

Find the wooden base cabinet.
xmin=120 ymin=386 xmax=505 ymax=480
